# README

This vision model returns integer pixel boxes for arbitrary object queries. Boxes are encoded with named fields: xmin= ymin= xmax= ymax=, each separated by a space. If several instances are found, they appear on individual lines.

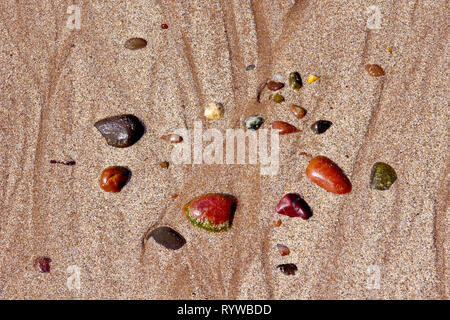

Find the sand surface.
xmin=0 ymin=0 xmax=448 ymax=299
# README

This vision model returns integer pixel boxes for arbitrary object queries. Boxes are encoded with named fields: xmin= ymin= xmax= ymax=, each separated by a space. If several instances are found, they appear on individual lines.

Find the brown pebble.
xmin=273 ymin=219 xmax=282 ymax=227
xmin=124 ymin=38 xmax=147 ymax=50
xmin=99 ymin=166 xmax=131 ymax=193
xmin=290 ymin=104 xmax=307 ymax=119
xmin=267 ymin=81 xmax=284 ymax=91
xmin=148 ymin=226 xmax=186 ymax=250
xmin=365 ymin=64 xmax=385 ymax=77
xmin=272 ymin=121 xmax=301 ymax=135
xmin=160 ymin=161 xmax=169 ymax=169
xmin=161 ymin=134 xmax=183 ymax=143
xmin=277 ymin=244 xmax=290 ymax=256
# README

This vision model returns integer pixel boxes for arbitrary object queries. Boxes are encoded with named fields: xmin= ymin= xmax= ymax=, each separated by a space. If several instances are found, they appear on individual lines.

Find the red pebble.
xmin=35 ymin=257 xmax=52 ymax=273
xmin=161 ymin=24 xmax=169 ymax=29
xmin=276 ymin=193 xmax=312 ymax=220
xmin=183 ymin=193 xmax=237 ymax=232
xmin=272 ymin=121 xmax=301 ymax=135
xmin=306 ymin=156 xmax=352 ymax=194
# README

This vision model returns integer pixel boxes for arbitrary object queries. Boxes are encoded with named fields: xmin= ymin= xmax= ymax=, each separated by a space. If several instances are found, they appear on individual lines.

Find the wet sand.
xmin=0 ymin=0 xmax=448 ymax=299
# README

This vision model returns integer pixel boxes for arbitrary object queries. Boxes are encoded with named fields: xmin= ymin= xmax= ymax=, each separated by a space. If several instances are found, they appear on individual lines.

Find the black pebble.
xmin=277 ymin=263 xmax=298 ymax=275
xmin=150 ymin=226 xmax=186 ymax=250
xmin=94 ymin=114 xmax=145 ymax=148
xmin=311 ymin=120 xmax=332 ymax=134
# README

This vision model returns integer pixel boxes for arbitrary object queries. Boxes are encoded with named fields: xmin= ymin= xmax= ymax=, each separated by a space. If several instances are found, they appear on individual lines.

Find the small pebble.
xmin=267 ymin=81 xmax=284 ymax=91
xmin=35 ymin=257 xmax=52 ymax=273
xmin=289 ymin=72 xmax=303 ymax=90
xmin=183 ymin=193 xmax=237 ymax=232
xmin=161 ymin=134 xmax=183 ymax=143
xmin=290 ymin=104 xmax=307 ymax=119
xmin=311 ymin=120 xmax=332 ymax=134
xmin=307 ymin=74 xmax=320 ymax=83
xmin=99 ymin=166 xmax=131 ymax=193
xmin=276 ymin=244 xmax=290 ymax=256
xmin=370 ymin=162 xmax=397 ymax=190
xmin=276 ymin=193 xmax=312 ymax=220
xmin=365 ymin=64 xmax=385 ymax=77
xmin=387 ymin=47 xmax=393 ymax=53
xmin=246 ymin=64 xmax=255 ymax=71
xmin=244 ymin=115 xmax=265 ymax=131
xmin=306 ymin=156 xmax=352 ymax=194
xmin=272 ymin=93 xmax=285 ymax=103
xmin=277 ymin=263 xmax=298 ymax=275
xmin=161 ymin=24 xmax=169 ymax=29
xmin=148 ymin=226 xmax=186 ymax=250
xmin=273 ymin=219 xmax=282 ymax=227
xmin=160 ymin=161 xmax=169 ymax=169
xmin=204 ymin=102 xmax=224 ymax=120
xmin=272 ymin=121 xmax=301 ymax=135
xmin=124 ymin=38 xmax=147 ymax=50
xmin=94 ymin=114 xmax=145 ymax=148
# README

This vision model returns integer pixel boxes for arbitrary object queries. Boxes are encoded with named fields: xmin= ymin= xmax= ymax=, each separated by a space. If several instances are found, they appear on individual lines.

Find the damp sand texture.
xmin=0 ymin=1 xmax=448 ymax=299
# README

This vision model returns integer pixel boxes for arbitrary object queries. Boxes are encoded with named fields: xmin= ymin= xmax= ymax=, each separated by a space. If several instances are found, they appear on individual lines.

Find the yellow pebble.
xmin=387 ymin=47 xmax=393 ymax=53
xmin=307 ymin=74 xmax=320 ymax=84
xmin=204 ymin=102 xmax=224 ymax=120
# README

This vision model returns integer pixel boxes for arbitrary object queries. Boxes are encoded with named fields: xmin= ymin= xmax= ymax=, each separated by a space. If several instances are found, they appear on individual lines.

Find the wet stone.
xmin=370 ymin=162 xmax=397 ymax=190
xmin=276 ymin=193 xmax=312 ymax=220
xmin=277 ymin=263 xmax=298 ymax=275
xmin=35 ymin=257 xmax=52 ymax=273
xmin=273 ymin=93 xmax=285 ymax=103
xmin=290 ymin=104 xmax=307 ymax=119
xmin=124 ymin=38 xmax=147 ymax=50
xmin=306 ymin=156 xmax=352 ymax=194
xmin=267 ymin=81 xmax=284 ymax=91
xmin=99 ymin=166 xmax=131 ymax=193
xmin=289 ymin=72 xmax=303 ymax=90
xmin=149 ymin=226 xmax=186 ymax=250
xmin=272 ymin=121 xmax=300 ymax=135
xmin=311 ymin=120 xmax=332 ymax=134
xmin=246 ymin=64 xmax=255 ymax=71
xmin=365 ymin=64 xmax=385 ymax=77
xmin=161 ymin=134 xmax=183 ymax=143
xmin=277 ymin=244 xmax=290 ymax=256
xmin=244 ymin=115 xmax=265 ymax=131
xmin=94 ymin=114 xmax=145 ymax=148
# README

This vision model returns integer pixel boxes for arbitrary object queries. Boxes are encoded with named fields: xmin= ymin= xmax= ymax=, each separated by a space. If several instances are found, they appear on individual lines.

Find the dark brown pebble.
xmin=365 ymin=64 xmax=385 ymax=77
xmin=94 ymin=114 xmax=145 ymax=148
xmin=35 ymin=257 xmax=52 ymax=273
xmin=277 ymin=263 xmax=297 ymax=275
xmin=149 ymin=226 xmax=186 ymax=250
xmin=160 ymin=161 xmax=169 ymax=169
xmin=311 ymin=120 xmax=332 ymax=134
xmin=50 ymin=160 xmax=76 ymax=166
xmin=124 ymin=38 xmax=147 ymax=50
xmin=267 ymin=81 xmax=284 ymax=91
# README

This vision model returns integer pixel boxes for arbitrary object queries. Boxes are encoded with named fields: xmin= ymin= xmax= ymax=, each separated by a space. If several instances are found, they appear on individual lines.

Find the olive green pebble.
xmin=370 ymin=162 xmax=397 ymax=190
xmin=289 ymin=72 xmax=303 ymax=90
xmin=273 ymin=93 xmax=285 ymax=103
xmin=244 ymin=115 xmax=265 ymax=131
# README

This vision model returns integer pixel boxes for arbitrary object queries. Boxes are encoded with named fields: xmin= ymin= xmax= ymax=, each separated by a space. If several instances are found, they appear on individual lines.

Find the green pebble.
xmin=370 ymin=162 xmax=397 ymax=190
xmin=289 ymin=72 xmax=303 ymax=90
xmin=273 ymin=93 xmax=285 ymax=103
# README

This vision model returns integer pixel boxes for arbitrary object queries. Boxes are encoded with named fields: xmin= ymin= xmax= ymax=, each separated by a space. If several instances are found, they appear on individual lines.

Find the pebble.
xmin=94 ymin=114 xmax=145 ymax=148
xmin=246 ymin=64 xmax=255 ymax=71
xmin=149 ymin=226 xmax=186 ymax=250
xmin=244 ymin=115 xmax=265 ymax=131
xmin=370 ymin=162 xmax=397 ymax=190
xmin=35 ymin=257 xmax=52 ymax=273
xmin=161 ymin=134 xmax=183 ymax=143
xmin=276 ymin=244 xmax=290 ymax=256
xmin=289 ymin=104 xmax=307 ymax=119
xmin=311 ymin=120 xmax=333 ymax=134
xmin=99 ymin=166 xmax=131 ymax=193
xmin=277 ymin=263 xmax=298 ymax=275
xmin=204 ymin=102 xmax=224 ymax=120
xmin=273 ymin=219 xmax=282 ymax=227
xmin=272 ymin=121 xmax=301 ymax=135
xmin=124 ymin=38 xmax=147 ymax=50
xmin=306 ymin=156 xmax=352 ymax=194
xmin=307 ymin=74 xmax=320 ymax=83
xmin=365 ymin=64 xmax=385 ymax=77
xmin=272 ymin=93 xmax=285 ymax=103
xmin=183 ymin=193 xmax=238 ymax=232
xmin=267 ymin=81 xmax=284 ymax=91
xmin=161 ymin=24 xmax=169 ymax=29
xmin=288 ymin=72 xmax=303 ymax=90
xmin=160 ymin=161 xmax=169 ymax=169
xmin=276 ymin=193 xmax=312 ymax=220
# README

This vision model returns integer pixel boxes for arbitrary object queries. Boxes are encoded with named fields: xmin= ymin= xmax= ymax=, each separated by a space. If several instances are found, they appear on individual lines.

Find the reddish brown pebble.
xmin=290 ymin=104 xmax=307 ymax=119
xmin=161 ymin=134 xmax=183 ymax=143
xmin=35 ymin=257 xmax=52 ymax=273
xmin=171 ymin=194 xmax=179 ymax=199
xmin=365 ymin=64 xmax=385 ymax=77
xmin=273 ymin=219 xmax=282 ymax=227
xmin=267 ymin=81 xmax=284 ymax=91
xmin=99 ymin=166 xmax=131 ymax=193
xmin=160 ymin=161 xmax=169 ymax=169
xmin=276 ymin=193 xmax=312 ymax=220
xmin=161 ymin=24 xmax=169 ymax=29
xmin=306 ymin=156 xmax=352 ymax=194
xmin=272 ymin=121 xmax=301 ymax=135
xmin=183 ymin=193 xmax=238 ymax=232
xmin=277 ymin=244 xmax=290 ymax=256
